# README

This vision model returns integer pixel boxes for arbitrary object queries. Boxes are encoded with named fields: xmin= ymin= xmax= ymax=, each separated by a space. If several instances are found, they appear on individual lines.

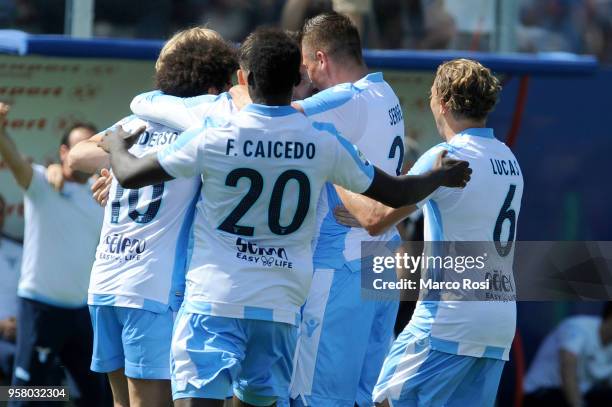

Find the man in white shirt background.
xmin=0 ymin=105 xmax=107 ymax=406
xmin=0 ymin=193 xmax=22 ymax=384
xmin=524 ymin=302 xmax=612 ymax=407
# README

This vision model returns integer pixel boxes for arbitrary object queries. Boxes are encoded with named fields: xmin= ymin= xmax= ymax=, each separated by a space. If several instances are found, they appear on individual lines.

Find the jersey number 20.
xmin=218 ymin=168 xmax=311 ymax=236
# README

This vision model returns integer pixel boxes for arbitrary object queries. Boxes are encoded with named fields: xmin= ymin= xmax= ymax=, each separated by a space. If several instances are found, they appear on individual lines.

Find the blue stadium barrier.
xmin=0 ymin=30 xmax=599 ymax=75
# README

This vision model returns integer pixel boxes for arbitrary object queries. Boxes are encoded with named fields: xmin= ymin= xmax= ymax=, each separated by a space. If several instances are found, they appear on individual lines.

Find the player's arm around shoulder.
xmin=130 ymin=90 xmax=219 ymax=130
xmin=0 ymin=103 xmax=33 ymax=190
xmin=363 ymin=148 xmax=472 ymax=208
xmin=334 ymin=186 xmax=416 ymax=236
xmin=68 ymin=115 xmax=150 ymax=174
xmin=98 ymin=125 xmax=173 ymax=189
xmin=324 ymin=131 xmax=471 ymax=209
xmin=295 ymin=84 xmax=364 ymax=143
xmin=67 ymin=133 xmax=109 ymax=174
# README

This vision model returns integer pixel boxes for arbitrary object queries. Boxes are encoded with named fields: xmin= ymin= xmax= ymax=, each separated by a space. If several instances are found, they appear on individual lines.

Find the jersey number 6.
xmin=493 ymin=184 xmax=517 ymax=257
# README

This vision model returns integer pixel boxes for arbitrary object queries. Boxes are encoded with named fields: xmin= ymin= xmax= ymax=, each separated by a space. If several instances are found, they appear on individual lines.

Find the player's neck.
xmin=443 ymin=117 xmax=487 ymax=141
xmin=328 ymin=63 xmax=368 ymax=87
xmin=250 ymin=91 xmax=292 ymax=107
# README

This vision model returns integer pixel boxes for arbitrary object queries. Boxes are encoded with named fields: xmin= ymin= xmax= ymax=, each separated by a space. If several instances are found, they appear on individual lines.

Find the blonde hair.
xmin=433 ymin=58 xmax=501 ymax=120
xmin=155 ymin=27 xmax=223 ymax=72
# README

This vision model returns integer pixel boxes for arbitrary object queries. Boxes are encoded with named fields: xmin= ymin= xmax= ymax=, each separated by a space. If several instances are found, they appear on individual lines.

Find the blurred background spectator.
xmin=0 ymin=193 xmax=22 ymax=385
xmin=523 ymin=302 xmax=612 ymax=407
xmin=0 ymin=0 xmax=609 ymax=63
xmin=0 ymin=114 xmax=108 ymax=406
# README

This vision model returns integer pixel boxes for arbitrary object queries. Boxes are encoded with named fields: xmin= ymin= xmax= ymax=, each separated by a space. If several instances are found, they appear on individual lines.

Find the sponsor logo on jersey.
xmin=234 ymin=237 xmax=293 ymax=269
xmin=99 ymin=233 xmax=147 ymax=262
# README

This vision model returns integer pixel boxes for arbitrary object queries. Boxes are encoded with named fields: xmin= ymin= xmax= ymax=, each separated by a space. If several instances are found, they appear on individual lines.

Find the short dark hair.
xmin=239 ymin=28 xmax=301 ymax=98
xmin=61 ymin=122 xmax=97 ymax=147
xmin=603 ymin=302 xmax=612 ymax=320
xmin=301 ymin=12 xmax=363 ymax=64
xmin=155 ymin=28 xmax=238 ymax=97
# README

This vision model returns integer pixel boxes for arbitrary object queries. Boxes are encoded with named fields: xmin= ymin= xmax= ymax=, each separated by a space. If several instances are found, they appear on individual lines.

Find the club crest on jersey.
xmin=234 ymin=237 xmax=293 ymax=269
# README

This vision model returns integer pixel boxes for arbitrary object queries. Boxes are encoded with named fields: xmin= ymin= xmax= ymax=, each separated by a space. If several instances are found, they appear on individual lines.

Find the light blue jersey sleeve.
xmin=130 ymin=90 xmax=222 ymax=131
xmin=157 ymin=125 xmax=207 ymax=179
xmin=296 ymin=84 xmax=366 ymax=144
xmin=328 ymin=133 xmax=375 ymax=194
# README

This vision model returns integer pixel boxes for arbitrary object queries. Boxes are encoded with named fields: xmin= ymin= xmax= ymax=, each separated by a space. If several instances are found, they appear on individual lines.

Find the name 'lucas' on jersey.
xmin=490 ymin=158 xmax=521 ymax=177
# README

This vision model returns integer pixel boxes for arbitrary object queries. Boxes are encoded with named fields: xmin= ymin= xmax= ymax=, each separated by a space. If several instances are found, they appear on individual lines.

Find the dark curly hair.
xmin=301 ymin=12 xmax=363 ymax=65
xmin=155 ymin=28 xmax=238 ymax=97
xmin=239 ymin=28 xmax=301 ymax=98
xmin=433 ymin=59 xmax=501 ymax=121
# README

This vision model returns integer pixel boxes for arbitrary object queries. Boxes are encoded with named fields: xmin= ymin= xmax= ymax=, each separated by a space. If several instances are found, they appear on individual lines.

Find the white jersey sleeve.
xmin=130 ymin=90 xmax=231 ymax=131
xmin=157 ymin=125 xmax=208 ymax=179
xmin=296 ymin=83 xmax=366 ymax=144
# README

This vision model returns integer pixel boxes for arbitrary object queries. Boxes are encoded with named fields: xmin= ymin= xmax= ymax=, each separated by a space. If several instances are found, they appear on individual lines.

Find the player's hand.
xmin=333 ymin=205 xmax=363 ymax=228
xmin=229 ymin=85 xmax=252 ymax=110
xmin=46 ymin=163 xmax=65 ymax=192
xmin=92 ymin=168 xmax=113 ymax=206
xmin=0 ymin=102 xmax=10 ymax=132
xmin=435 ymin=150 xmax=472 ymax=188
xmin=98 ymin=125 xmax=146 ymax=153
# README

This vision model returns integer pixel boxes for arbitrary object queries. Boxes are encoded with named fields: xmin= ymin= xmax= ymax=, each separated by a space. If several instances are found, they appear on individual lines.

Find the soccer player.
xmin=0 ymin=108 xmax=106 ymax=406
xmin=286 ymin=13 xmax=409 ymax=406
xmin=67 ymin=28 xmax=238 ymax=407
xmin=373 ymin=58 xmax=524 ymax=407
xmin=97 ymin=29 xmax=471 ymax=407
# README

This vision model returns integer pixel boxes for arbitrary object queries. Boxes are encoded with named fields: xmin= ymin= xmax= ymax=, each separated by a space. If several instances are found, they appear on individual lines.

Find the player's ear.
xmin=315 ymin=50 xmax=326 ymax=67
xmin=438 ymin=98 xmax=447 ymax=115
xmin=315 ymin=51 xmax=327 ymax=63
xmin=237 ymin=69 xmax=248 ymax=86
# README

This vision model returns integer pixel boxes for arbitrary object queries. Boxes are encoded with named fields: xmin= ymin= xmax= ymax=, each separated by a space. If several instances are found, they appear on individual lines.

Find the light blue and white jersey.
xmin=131 ymin=90 xmax=237 ymax=131
xmin=157 ymin=103 xmax=375 ymax=326
xmin=89 ymin=93 xmax=237 ymax=313
xmin=407 ymin=128 xmax=523 ymax=360
xmin=87 ymin=116 xmax=202 ymax=313
xmin=295 ymin=72 xmax=405 ymax=271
